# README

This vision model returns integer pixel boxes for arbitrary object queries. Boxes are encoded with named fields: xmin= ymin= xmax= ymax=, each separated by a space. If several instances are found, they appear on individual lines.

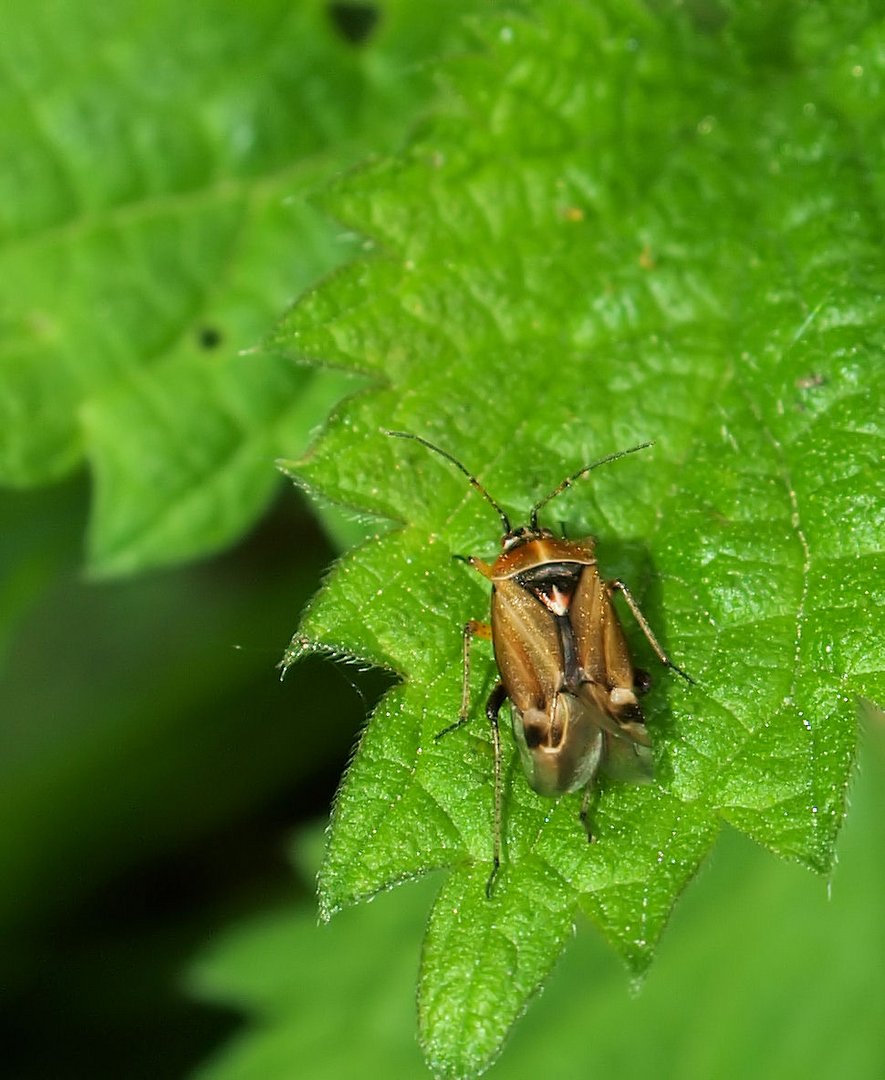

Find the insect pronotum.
xmin=387 ymin=430 xmax=693 ymax=895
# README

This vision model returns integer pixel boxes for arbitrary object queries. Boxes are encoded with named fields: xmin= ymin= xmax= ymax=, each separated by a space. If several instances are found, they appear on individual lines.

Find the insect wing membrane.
xmin=511 ymin=689 xmax=608 ymax=796
xmin=599 ymin=724 xmax=654 ymax=784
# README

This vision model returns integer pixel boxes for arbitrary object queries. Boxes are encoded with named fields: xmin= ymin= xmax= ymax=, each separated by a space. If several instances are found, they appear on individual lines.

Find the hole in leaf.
xmin=327 ymin=2 xmax=380 ymax=45
xmin=197 ymin=326 xmax=223 ymax=350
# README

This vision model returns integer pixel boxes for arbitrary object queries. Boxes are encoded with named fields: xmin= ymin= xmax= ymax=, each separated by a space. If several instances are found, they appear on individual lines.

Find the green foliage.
xmin=0 ymin=2 xmax=469 ymax=1072
xmin=0 ymin=0 xmax=475 ymax=937
xmin=1 ymin=1 xmax=882 ymax=1078
xmin=276 ymin=1 xmax=884 ymax=1073
xmin=0 ymin=0 xmax=466 ymax=574
xmin=190 ymin=724 xmax=885 ymax=1079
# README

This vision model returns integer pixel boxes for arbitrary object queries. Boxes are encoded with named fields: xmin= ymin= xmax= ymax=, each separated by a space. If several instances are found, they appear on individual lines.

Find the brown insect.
xmin=387 ymin=431 xmax=693 ymax=894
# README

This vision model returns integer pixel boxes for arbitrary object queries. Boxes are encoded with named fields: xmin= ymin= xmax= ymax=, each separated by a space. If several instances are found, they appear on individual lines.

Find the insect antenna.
xmin=529 ymin=441 xmax=653 ymax=530
xmin=385 ymin=430 xmax=512 ymax=534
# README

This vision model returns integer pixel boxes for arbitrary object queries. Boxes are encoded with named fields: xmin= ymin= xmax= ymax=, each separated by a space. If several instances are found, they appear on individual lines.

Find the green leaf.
xmin=278 ymin=1 xmax=884 ymax=1074
xmin=189 ymin=727 xmax=885 ymax=1079
xmin=189 ymin=830 xmax=437 ymax=1080
xmin=0 ymin=0 xmax=469 ymax=574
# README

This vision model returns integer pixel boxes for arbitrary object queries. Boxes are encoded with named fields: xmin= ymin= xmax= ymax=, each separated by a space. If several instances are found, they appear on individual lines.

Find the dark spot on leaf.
xmin=198 ymin=326 xmax=223 ymax=350
xmin=327 ymin=3 xmax=380 ymax=46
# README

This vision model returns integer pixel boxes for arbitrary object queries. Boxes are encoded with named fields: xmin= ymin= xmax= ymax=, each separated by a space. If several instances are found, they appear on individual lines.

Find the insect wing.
xmin=571 ymin=565 xmax=648 ymax=735
xmin=570 ymin=561 xmax=654 ymax=785
xmin=491 ymin=576 xmax=615 ymax=797
xmin=570 ymin=563 xmax=632 ymax=688
xmin=490 ymin=577 xmax=562 ymax=715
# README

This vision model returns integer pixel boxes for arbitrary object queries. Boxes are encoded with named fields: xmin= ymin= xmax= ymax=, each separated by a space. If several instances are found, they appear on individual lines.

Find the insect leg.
xmin=431 ymin=618 xmax=504 ymax=895
xmin=608 ymin=580 xmax=695 ymax=685
xmin=485 ymin=681 xmax=508 ymax=899
xmin=579 ymin=785 xmax=597 ymax=843
xmin=434 ymin=619 xmax=492 ymax=740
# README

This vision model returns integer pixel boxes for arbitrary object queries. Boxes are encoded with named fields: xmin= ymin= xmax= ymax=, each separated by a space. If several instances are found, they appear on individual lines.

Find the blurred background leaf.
xmin=0 ymin=0 xmax=467 ymax=1075
xmin=0 ymin=0 xmax=468 ymax=573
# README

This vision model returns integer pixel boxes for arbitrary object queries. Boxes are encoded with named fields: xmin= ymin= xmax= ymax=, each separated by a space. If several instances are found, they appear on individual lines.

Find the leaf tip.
xmin=279 ymin=634 xmax=315 ymax=680
xmin=275 ymin=456 xmax=299 ymax=479
xmin=316 ymin=894 xmax=339 ymax=924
